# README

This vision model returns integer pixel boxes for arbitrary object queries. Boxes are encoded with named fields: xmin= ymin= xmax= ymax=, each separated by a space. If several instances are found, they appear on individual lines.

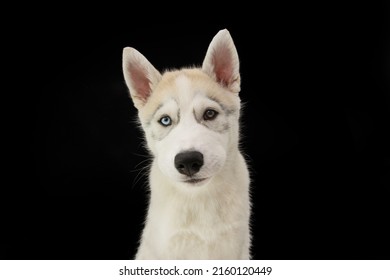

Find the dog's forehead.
xmin=160 ymin=69 xmax=238 ymax=105
xmin=174 ymin=74 xmax=192 ymax=95
xmin=173 ymin=73 xmax=208 ymax=107
xmin=159 ymin=69 xmax=211 ymax=92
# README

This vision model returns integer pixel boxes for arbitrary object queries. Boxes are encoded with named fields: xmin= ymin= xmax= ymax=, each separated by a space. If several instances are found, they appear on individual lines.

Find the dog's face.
xmin=122 ymin=29 xmax=242 ymax=187
xmin=140 ymin=69 xmax=241 ymax=187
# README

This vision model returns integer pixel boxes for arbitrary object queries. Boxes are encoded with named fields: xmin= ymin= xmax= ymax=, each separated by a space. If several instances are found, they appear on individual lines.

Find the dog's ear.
xmin=202 ymin=29 xmax=240 ymax=93
xmin=122 ymin=47 xmax=162 ymax=109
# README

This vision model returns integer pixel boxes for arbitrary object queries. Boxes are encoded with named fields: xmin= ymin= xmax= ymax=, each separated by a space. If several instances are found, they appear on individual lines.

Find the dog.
xmin=122 ymin=29 xmax=251 ymax=259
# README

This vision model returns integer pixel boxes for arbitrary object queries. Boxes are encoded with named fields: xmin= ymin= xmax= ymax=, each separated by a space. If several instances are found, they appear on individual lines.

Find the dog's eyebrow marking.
xmin=144 ymin=103 xmax=163 ymax=127
xmin=206 ymin=96 xmax=236 ymax=116
xmin=146 ymin=97 xmax=179 ymax=126
xmin=168 ymin=97 xmax=180 ymax=123
xmin=151 ymin=103 xmax=164 ymax=119
xmin=177 ymin=108 xmax=181 ymax=124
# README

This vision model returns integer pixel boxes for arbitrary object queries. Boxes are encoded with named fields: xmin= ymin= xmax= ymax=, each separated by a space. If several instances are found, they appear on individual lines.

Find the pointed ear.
xmin=202 ymin=29 xmax=240 ymax=93
xmin=122 ymin=47 xmax=162 ymax=109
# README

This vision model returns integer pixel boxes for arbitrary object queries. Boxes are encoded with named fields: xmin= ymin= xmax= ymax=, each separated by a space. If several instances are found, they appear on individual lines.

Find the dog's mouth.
xmin=183 ymin=177 xmax=209 ymax=185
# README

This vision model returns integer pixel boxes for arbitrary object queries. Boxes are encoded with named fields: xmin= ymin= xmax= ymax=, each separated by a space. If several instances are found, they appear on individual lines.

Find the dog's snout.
xmin=174 ymin=151 xmax=204 ymax=176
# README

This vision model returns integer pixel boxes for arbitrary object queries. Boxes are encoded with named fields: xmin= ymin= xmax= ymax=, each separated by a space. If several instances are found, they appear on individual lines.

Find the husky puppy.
xmin=122 ymin=29 xmax=251 ymax=259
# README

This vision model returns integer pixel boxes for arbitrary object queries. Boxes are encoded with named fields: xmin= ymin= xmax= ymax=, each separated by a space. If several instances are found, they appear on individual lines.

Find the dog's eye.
xmin=203 ymin=109 xmax=218 ymax=121
xmin=159 ymin=116 xmax=172 ymax=126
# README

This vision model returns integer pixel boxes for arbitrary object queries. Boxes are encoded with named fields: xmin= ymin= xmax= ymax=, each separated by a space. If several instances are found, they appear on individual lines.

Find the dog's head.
xmin=122 ymin=29 xmax=242 ymax=188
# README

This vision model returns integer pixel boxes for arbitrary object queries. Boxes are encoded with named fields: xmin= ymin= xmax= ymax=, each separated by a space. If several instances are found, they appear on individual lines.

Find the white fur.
xmin=122 ymin=29 xmax=251 ymax=259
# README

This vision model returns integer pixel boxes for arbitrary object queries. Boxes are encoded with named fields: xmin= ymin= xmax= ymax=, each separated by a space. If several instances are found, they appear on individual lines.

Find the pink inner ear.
xmin=128 ymin=64 xmax=151 ymax=104
xmin=212 ymin=44 xmax=234 ymax=87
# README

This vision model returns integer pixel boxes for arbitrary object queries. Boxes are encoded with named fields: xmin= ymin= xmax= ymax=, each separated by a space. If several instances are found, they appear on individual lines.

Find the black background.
xmin=4 ymin=4 xmax=389 ymax=260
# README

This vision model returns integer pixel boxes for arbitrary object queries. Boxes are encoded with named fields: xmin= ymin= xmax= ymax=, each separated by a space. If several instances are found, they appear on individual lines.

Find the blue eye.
xmin=159 ymin=116 xmax=172 ymax=126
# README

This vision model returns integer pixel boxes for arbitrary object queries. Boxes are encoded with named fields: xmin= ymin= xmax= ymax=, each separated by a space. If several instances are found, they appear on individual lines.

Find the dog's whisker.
xmin=129 ymin=156 xmax=152 ymax=190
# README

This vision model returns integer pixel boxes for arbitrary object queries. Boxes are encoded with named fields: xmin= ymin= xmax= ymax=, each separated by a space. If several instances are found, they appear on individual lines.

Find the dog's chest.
xmin=157 ymin=196 xmax=220 ymax=233
xmin=156 ymin=202 xmax=235 ymax=258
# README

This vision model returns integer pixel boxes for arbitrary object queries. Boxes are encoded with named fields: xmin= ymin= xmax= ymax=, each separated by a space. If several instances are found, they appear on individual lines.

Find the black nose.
xmin=174 ymin=151 xmax=204 ymax=176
